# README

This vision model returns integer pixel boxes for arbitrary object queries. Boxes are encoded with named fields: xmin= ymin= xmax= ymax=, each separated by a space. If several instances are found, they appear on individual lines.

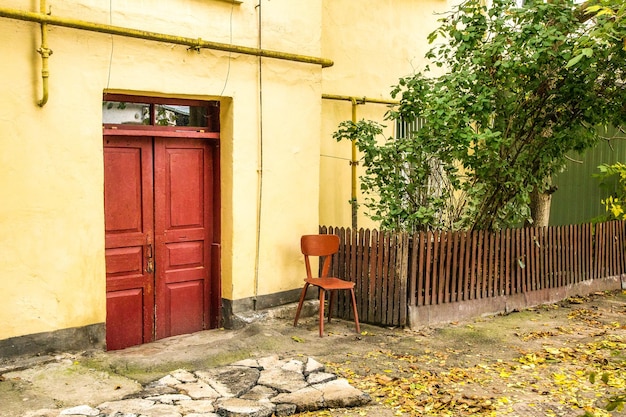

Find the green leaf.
xmin=606 ymin=400 xmax=621 ymax=412
xmin=565 ymin=53 xmax=584 ymax=68
xmin=585 ymin=5 xmax=603 ymax=13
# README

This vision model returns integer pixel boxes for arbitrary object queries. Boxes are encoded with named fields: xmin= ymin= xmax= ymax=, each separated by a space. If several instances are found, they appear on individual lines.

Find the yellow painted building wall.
xmin=320 ymin=0 xmax=453 ymax=229
xmin=0 ymin=0 xmax=452 ymax=346
xmin=0 ymin=0 xmax=322 ymax=341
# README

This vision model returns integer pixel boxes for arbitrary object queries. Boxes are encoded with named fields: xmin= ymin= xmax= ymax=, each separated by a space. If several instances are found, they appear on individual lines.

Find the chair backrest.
xmin=301 ymin=234 xmax=339 ymax=279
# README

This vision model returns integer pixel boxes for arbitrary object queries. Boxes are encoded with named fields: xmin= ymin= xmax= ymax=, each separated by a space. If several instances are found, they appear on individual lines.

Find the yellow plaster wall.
xmin=0 ymin=17 xmax=108 ymax=339
xmin=0 ymin=0 xmax=322 ymax=340
xmin=227 ymin=0 xmax=323 ymax=300
xmin=254 ymin=60 xmax=323 ymax=298
xmin=320 ymin=0 xmax=453 ymax=229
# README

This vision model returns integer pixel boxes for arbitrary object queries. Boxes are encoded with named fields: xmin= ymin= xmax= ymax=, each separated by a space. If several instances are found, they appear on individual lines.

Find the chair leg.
xmin=350 ymin=288 xmax=361 ymax=334
xmin=318 ymin=288 xmax=325 ymax=337
xmin=327 ymin=290 xmax=334 ymax=323
xmin=293 ymin=283 xmax=310 ymax=327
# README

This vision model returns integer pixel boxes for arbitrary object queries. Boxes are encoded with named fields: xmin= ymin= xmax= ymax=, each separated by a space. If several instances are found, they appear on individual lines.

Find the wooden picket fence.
xmin=320 ymin=221 xmax=626 ymax=327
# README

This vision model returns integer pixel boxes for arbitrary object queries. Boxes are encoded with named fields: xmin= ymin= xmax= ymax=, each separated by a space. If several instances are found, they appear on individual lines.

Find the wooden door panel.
xmin=105 ymin=247 xmax=143 ymax=292
xmin=104 ymin=137 xmax=155 ymax=349
xmin=155 ymin=139 xmax=213 ymax=339
xmin=166 ymin=281 xmax=204 ymax=336
xmin=168 ymin=241 xmax=204 ymax=266
xmin=164 ymin=241 xmax=206 ymax=284
xmin=104 ymin=147 xmax=149 ymax=249
xmin=169 ymin=149 xmax=204 ymax=227
xmin=106 ymin=289 xmax=144 ymax=351
xmin=105 ymin=247 xmax=143 ymax=274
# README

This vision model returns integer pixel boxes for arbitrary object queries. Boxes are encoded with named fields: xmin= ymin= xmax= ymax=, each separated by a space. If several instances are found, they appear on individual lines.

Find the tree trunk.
xmin=527 ymin=185 xmax=557 ymax=227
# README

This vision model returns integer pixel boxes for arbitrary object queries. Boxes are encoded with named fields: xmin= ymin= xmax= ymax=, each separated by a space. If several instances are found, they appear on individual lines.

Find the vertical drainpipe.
xmin=253 ymin=0 xmax=263 ymax=310
xmin=350 ymin=98 xmax=358 ymax=231
xmin=37 ymin=0 xmax=51 ymax=107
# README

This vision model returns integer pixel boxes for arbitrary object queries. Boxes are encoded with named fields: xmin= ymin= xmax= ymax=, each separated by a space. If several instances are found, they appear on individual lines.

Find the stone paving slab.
xmin=25 ymin=355 xmax=370 ymax=417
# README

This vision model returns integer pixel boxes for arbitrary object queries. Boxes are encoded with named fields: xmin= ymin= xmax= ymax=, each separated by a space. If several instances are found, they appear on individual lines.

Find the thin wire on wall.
xmin=219 ymin=0 xmax=235 ymax=96
xmin=321 ymin=154 xmax=351 ymax=162
xmin=106 ymin=0 xmax=113 ymax=89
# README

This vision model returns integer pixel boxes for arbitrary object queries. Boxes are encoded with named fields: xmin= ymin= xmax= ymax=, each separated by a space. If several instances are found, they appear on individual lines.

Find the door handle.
xmin=145 ymin=237 xmax=154 ymax=274
xmin=146 ymin=258 xmax=154 ymax=274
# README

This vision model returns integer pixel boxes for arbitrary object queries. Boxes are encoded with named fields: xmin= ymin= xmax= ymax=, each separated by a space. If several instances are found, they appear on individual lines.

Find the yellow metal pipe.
xmin=322 ymin=93 xmax=398 ymax=106
xmin=0 ymin=7 xmax=334 ymax=68
xmin=350 ymin=98 xmax=358 ymax=230
xmin=36 ymin=0 xmax=51 ymax=106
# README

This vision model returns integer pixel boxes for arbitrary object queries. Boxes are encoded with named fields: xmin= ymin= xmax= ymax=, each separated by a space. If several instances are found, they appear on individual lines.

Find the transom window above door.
xmin=103 ymin=93 xmax=220 ymax=139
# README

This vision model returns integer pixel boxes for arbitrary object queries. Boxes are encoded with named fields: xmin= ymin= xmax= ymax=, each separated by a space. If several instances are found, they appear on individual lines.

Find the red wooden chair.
xmin=293 ymin=234 xmax=360 ymax=337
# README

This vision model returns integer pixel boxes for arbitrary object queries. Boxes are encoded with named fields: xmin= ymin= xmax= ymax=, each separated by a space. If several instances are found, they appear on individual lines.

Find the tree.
xmin=335 ymin=0 xmax=626 ymax=232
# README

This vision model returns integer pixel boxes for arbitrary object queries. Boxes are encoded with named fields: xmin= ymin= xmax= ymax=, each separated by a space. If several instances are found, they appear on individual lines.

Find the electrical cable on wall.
xmin=321 ymin=154 xmax=351 ymax=162
xmin=252 ymin=0 xmax=264 ymax=309
xmin=219 ymin=0 xmax=235 ymax=96
xmin=105 ymin=0 xmax=113 ymax=89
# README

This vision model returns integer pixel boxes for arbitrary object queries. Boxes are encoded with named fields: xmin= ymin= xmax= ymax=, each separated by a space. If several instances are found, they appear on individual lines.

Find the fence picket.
xmin=415 ymin=232 xmax=425 ymax=306
xmin=595 ymin=223 xmax=601 ymax=280
xmin=566 ymin=225 xmax=573 ymax=286
xmin=611 ymin=222 xmax=618 ymax=276
xmin=347 ymin=228 xmax=357 ymax=319
xmin=488 ymin=231 xmax=495 ymax=297
xmin=399 ymin=233 xmax=409 ymax=326
xmin=386 ymin=233 xmax=397 ymax=324
xmin=522 ymin=228 xmax=530 ymax=293
xmin=585 ymin=223 xmax=592 ymax=281
xmin=377 ymin=231 xmax=386 ymax=323
xmin=504 ymin=229 xmax=511 ymax=295
xmin=550 ymin=226 xmax=556 ymax=288
xmin=368 ymin=229 xmax=379 ymax=323
xmin=469 ymin=231 xmax=477 ymax=300
xmin=359 ymin=229 xmax=369 ymax=322
xmin=532 ymin=228 xmax=540 ymax=291
xmin=451 ymin=231 xmax=460 ymax=302
xmin=408 ymin=232 xmax=418 ymax=307
xmin=424 ymin=231 xmax=432 ymax=305
xmin=617 ymin=223 xmax=626 ymax=273
xmin=443 ymin=231 xmax=449 ymax=302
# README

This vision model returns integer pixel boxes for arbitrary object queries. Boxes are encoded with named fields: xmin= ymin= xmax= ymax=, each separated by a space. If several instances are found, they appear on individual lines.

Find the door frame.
xmin=103 ymin=93 xmax=222 ymax=347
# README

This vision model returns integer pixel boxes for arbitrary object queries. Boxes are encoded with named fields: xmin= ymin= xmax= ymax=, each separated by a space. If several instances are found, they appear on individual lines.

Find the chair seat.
xmin=305 ymin=277 xmax=355 ymax=290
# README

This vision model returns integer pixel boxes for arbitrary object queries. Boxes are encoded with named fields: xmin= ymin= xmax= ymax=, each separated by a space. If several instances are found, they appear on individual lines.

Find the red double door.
xmin=104 ymin=136 xmax=219 ymax=350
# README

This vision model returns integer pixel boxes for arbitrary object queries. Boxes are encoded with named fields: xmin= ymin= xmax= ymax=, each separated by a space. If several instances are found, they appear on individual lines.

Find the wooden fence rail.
xmin=320 ymin=221 xmax=626 ymax=327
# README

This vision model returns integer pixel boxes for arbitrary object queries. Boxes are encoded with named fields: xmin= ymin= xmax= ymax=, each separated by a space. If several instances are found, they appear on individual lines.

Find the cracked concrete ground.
xmin=1 ymin=291 xmax=625 ymax=417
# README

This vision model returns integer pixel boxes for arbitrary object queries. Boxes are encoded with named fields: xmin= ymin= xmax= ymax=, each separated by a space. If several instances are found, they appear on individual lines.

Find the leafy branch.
xmin=334 ymin=0 xmax=626 ymax=232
